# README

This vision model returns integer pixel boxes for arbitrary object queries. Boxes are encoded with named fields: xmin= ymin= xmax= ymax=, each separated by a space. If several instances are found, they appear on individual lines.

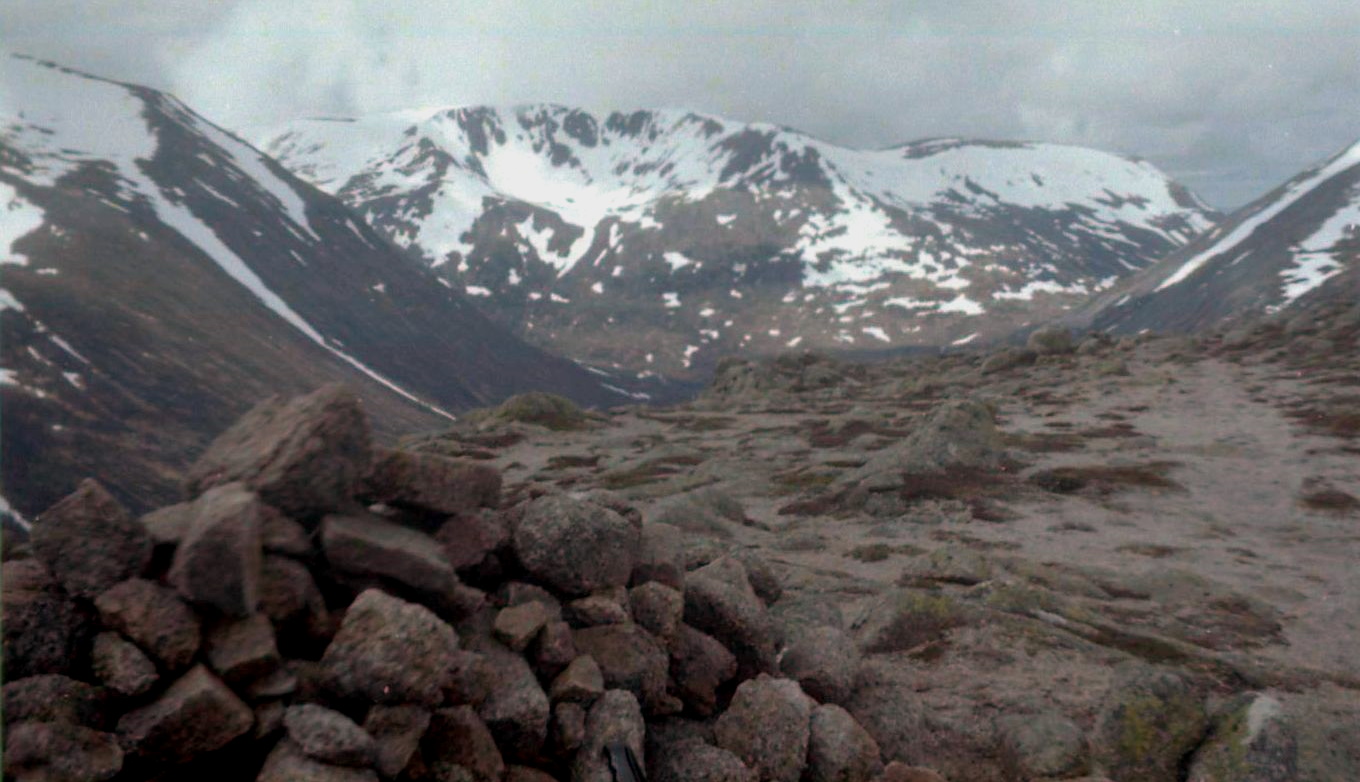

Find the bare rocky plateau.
xmin=3 ymin=296 xmax=1358 ymax=782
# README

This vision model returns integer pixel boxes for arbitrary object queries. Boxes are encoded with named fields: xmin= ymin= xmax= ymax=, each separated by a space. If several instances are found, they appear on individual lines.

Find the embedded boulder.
xmin=1092 ymin=664 xmax=1208 ymax=782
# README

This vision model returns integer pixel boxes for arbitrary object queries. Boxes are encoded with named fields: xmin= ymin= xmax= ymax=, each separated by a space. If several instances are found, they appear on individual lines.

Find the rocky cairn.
xmin=2 ymin=384 xmax=884 ymax=782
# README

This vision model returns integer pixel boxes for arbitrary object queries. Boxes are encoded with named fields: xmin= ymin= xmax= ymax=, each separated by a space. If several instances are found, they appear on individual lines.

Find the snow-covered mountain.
xmin=263 ymin=105 xmax=1217 ymax=375
xmin=1077 ymin=139 xmax=1360 ymax=333
xmin=0 ymin=57 xmax=638 ymax=517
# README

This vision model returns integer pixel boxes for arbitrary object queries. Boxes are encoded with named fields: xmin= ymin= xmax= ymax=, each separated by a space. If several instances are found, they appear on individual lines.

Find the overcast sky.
xmin=4 ymin=0 xmax=1358 ymax=209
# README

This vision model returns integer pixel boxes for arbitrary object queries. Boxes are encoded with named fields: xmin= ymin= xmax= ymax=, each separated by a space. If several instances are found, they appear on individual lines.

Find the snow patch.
xmin=1 ymin=182 xmax=45 ymax=266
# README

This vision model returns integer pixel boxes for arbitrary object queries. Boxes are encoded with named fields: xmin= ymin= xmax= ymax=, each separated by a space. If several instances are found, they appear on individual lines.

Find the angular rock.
xmin=880 ymin=763 xmax=947 ymax=782
xmin=423 ymin=706 xmax=505 ymax=782
xmin=2 ymin=675 xmax=107 ymax=728
xmin=683 ymin=557 xmax=777 ymax=676
xmin=30 ymin=479 xmax=152 ymax=599
xmin=206 ymin=613 xmax=281 ymax=684
xmin=996 ymin=712 xmax=1088 ymax=779
xmin=498 ymin=581 xmax=562 ymax=612
xmin=185 ymin=383 xmax=372 ymax=520
xmin=321 ymin=512 xmax=458 ymax=598
xmin=474 ymin=643 xmax=550 ymax=760
xmin=261 ymin=505 xmax=313 ymax=556
xmin=669 ymin=624 xmax=738 ymax=717
xmin=95 ymin=578 xmax=201 ymax=671
xmin=444 ymin=649 xmax=497 ymax=707
xmin=321 ymin=588 xmax=458 ymax=707
xmin=1186 ymin=694 xmax=1298 ymax=782
xmin=285 ymin=704 xmax=376 ymax=768
xmin=779 ymin=625 xmax=860 ymax=706
xmin=140 ymin=501 xmax=192 ymax=558
xmin=255 ymin=701 xmax=286 ymax=742
xmin=531 ymin=620 xmax=578 ymax=678
xmin=550 ymin=655 xmax=606 ymax=704
xmin=513 ymin=495 xmax=639 ymax=596
xmin=565 ymin=592 xmax=632 ymax=627
xmin=494 ymin=601 xmax=556 ymax=652
xmin=631 ymin=522 xmax=686 ymax=591
xmin=2 ymin=560 xmax=85 ymax=679
xmin=246 ymin=666 xmax=300 ymax=700
xmin=630 ymin=581 xmax=684 ymax=646
xmin=364 ymin=705 xmax=431 ymax=781
xmin=553 ymin=701 xmax=587 ymax=752
xmin=1093 ymin=664 xmax=1208 ymax=782
xmin=259 ymin=739 xmax=380 ymax=782
xmin=572 ymin=690 xmax=646 ymax=782
xmin=572 ymin=623 xmax=669 ymax=711
xmin=437 ymin=510 xmax=509 ymax=572
xmin=91 ymin=632 xmax=159 ymax=698
xmin=654 ymin=741 xmax=755 ymax=782
xmin=3 ymin=722 xmax=123 ymax=782
xmin=259 ymin=554 xmax=330 ymax=637
xmin=117 ymin=665 xmax=253 ymax=765
xmin=169 ymin=482 xmax=264 ymax=617
xmin=714 ymin=676 xmax=814 ymax=782
xmin=364 ymin=447 xmax=502 ymax=515
xmin=805 ymin=704 xmax=884 ymax=782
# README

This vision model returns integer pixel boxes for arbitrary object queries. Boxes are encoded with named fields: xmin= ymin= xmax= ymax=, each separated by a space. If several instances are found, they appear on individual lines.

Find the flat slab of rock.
xmin=95 ymin=578 xmax=201 ymax=672
xmin=364 ymin=447 xmax=502 ymax=515
xmin=714 ymin=676 xmax=814 ymax=782
xmin=321 ymin=588 xmax=458 ymax=707
xmin=513 ymin=495 xmax=639 ymax=597
xmin=321 ymin=512 xmax=458 ymax=597
xmin=169 ymin=482 xmax=264 ymax=617
xmin=116 ymin=665 xmax=253 ymax=765
xmin=30 ymin=479 xmax=152 ymax=599
xmin=284 ymin=704 xmax=376 ymax=768
xmin=185 ymin=384 xmax=371 ymax=520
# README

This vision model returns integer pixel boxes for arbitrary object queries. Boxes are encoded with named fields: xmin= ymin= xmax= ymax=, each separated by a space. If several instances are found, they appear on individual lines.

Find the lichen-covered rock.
xmin=805 ymin=704 xmax=884 ymax=782
xmin=669 ymin=624 xmax=738 ymax=717
xmin=850 ymin=588 xmax=965 ymax=655
xmin=653 ymin=741 xmax=755 ymax=782
xmin=3 ymin=721 xmax=123 ymax=782
xmin=206 ymin=613 xmax=281 ymax=685
xmin=550 ymin=655 xmax=606 ymax=704
xmin=363 ymin=447 xmax=502 ymax=515
xmin=30 ymin=479 xmax=152 ymax=599
xmin=474 ymin=642 xmax=550 ymax=760
xmin=996 ymin=712 xmax=1089 ymax=779
xmin=285 ymin=704 xmax=377 ymax=767
xmin=1186 ymin=694 xmax=1298 ymax=782
xmin=2 ymin=560 xmax=85 ymax=679
xmin=258 ymin=739 xmax=380 ymax=782
xmin=844 ymin=665 xmax=928 ymax=763
xmin=169 ymin=482 xmax=264 ymax=617
xmin=95 ymin=578 xmax=202 ymax=672
xmin=572 ymin=623 xmax=669 ymax=711
xmin=364 ymin=705 xmax=431 ymax=780
xmin=631 ymin=522 xmax=686 ymax=590
xmin=683 ymin=557 xmax=777 ymax=676
xmin=2 ymin=675 xmax=108 ymax=728
xmin=779 ymin=625 xmax=860 ymax=706
xmin=629 ymin=581 xmax=684 ymax=646
xmin=486 ymin=391 xmax=587 ymax=430
xmin=844 ymin=400 xmax=1004 ymax=486
xmin=321 ymin=589 xmax=458 ymax=707
xmin=513 ymin=495 xmax=639 ymax=596
xmin=186 ymin=384 xmax=371 ymax=520
xmin=91 ymin=632 xmax=159 ymax=698
xmin=423 ymin=706 xmax=505 ymax=782
xmin=714 ymin=676 xmax=814 ymax=782
xmin=572 ymin=690 xmax=646 ymax=782
xmin=321 ymin=512 xmax=459 ymax=598
xmin=1092 ymin=664 xmax=1208 ymax=782
xmin=980 ymin=347 xmax=1037 ymax=375
xmin=116 ymin=665 xmax=254 ymax=765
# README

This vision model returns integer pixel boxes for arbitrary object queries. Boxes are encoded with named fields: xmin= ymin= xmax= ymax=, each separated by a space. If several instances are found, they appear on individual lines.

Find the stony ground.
xmin=420 ymin=300 xmax=1360 ymax=781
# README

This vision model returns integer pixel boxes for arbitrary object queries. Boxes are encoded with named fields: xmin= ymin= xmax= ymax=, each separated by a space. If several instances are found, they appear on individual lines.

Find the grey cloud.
xmin=3 ymin=0 xmax=1358 ymax=208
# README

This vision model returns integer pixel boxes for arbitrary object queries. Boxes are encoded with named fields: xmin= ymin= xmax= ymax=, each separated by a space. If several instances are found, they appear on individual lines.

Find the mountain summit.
xmin=262 ymin=106 xmax=1217 ymax=375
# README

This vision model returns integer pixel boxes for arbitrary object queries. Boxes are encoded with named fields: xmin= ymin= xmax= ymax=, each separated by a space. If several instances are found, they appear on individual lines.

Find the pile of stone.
xmin=2 ymin=384 xmax=896 ymax=782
